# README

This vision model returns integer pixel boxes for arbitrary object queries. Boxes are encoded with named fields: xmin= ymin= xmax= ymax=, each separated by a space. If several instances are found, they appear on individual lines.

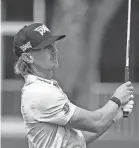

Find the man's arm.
xmin=81 ymin=106 xmax=115 ymax=145
xmin=81 ymin=99 xmax=134 ymax=145
xmin=67 ymin=100 xmax=118 ymax=133
xmin=66 ymin=82 xmax=133 ymax=133
xmin=82 ymin=130 xmax=107 ymax=145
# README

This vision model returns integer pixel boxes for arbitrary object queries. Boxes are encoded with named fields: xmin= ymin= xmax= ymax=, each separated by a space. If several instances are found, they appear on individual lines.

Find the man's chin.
xmin=55 ymin=63 xmax=59 ymax=69
xmin=52 ymin=62 xmax=59 ymax=70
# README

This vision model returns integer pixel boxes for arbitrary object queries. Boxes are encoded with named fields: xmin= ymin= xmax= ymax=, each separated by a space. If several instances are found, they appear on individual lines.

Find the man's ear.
xmin=21 ymin=53 xmax=34 ymax=63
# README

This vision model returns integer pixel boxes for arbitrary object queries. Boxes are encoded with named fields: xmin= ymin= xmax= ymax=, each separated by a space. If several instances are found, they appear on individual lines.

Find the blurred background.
xmin=1 ymin=0 xmax=139 ymax=148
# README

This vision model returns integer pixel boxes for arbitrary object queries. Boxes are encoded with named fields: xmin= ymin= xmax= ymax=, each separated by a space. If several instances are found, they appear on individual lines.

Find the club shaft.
xmin=123 ymin=0 xmax=131 ymax=118
xmin=125 ymin=0 xmax=131 ymax=68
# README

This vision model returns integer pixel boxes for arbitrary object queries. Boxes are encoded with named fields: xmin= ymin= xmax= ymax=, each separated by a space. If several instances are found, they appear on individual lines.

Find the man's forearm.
xmin=67 ymin=98 xmax=120 ymax=133
xmin=82 ymin=101 xmax=120 ymax=144
xmin=91 ymin=100 xmax=118 ymax=133
xmin=67 ymin=82 xmax=132 ymax=133
xmin=82 ymin=125 xmax=113 ymax=145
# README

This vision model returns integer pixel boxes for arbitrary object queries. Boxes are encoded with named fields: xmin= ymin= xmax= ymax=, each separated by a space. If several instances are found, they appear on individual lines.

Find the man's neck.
xmin=31 ymin=65 xmax=53 ymax=80
xmin=36 ymin=70 xmax=53 ymax=80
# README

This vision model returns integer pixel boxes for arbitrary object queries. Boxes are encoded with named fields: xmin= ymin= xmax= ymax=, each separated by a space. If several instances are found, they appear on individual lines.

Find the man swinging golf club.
xmin=13 ymin=23 xmax=134 ymax=148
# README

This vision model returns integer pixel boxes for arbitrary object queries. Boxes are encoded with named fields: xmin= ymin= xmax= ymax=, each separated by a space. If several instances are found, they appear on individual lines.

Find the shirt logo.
xmin=63 ymin=103 xmax=70 ymax=115
xmin=34 ymin=25 xmax=50 ymax=36
xmin=20 ymin=41 xmax=32 ymax=52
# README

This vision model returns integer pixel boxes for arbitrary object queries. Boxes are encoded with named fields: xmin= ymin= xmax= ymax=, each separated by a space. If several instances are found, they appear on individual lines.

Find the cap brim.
xmin=34 ymin=35 xmax=66 ymax=49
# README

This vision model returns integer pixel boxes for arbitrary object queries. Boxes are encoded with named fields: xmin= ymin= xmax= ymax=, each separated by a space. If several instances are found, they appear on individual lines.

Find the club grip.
xmin=123 ymin=111 xmax=129 ymax=118
xmin=123 ymin=67 xmax=130 ymax=118
xmin=125 ymin=67 xmax=129 ymax=82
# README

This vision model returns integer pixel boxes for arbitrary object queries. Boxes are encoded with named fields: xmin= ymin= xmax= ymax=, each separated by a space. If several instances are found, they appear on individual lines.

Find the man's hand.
xmin=112 ymin=81 xmax=134 ymax=105
xmin=113 ymin=99 xmax=134 ymax=122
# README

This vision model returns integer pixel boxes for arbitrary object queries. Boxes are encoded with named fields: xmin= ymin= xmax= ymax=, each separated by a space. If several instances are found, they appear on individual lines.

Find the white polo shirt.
xmin=21 ymin=74 xmax=86 ymax=148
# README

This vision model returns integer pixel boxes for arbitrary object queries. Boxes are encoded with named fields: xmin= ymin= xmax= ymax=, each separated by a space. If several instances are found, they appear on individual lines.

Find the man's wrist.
xmin=110 ymin=97 xmax=121 ymax=108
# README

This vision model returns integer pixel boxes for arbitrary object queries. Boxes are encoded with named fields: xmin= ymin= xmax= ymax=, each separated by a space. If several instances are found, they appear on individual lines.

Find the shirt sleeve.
xmin=34 ymin=85 xmax=77 ymax=126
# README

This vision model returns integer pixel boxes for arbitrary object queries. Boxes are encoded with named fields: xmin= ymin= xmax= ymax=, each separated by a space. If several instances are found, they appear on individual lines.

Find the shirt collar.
xmin=24 ymin=74 xmax=58 ymax=85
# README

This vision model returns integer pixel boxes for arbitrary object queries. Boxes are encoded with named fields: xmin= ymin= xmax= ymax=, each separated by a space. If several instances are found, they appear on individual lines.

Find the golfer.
xmin=13 ymin=23 xmax=134 ymax=148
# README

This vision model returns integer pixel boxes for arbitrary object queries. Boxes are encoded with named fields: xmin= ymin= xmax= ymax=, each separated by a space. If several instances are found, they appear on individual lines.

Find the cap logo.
xmin=20 ymin=41 xmax=32 ymax=52
xmin=34 ymin=25 xmax=50 ymax=36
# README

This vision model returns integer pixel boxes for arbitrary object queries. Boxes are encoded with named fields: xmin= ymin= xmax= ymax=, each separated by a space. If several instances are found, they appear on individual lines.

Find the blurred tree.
xmin=51 ymin=0 xmax=123 ymax=109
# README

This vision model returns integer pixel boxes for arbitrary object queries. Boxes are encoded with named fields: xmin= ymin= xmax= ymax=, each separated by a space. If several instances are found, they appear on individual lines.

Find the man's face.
xmin=30 ymin=43 xmax=59 ymax=70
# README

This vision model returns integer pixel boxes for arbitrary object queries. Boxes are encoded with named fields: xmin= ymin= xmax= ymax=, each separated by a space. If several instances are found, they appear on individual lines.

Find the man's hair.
xmin=14 ymin=56 xmax=34 ymax=76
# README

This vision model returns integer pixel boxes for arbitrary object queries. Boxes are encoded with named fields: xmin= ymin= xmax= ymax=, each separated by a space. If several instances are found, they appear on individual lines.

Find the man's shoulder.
xmin=22 ymin=79 xmax=62 ymax=100
xmin=23 ymin=74 xmax=53 ymax=89
xmin=23 ymin=81 xmax=54 ymax=94
xmin=22 ymin=75 xmax=64 ymax=102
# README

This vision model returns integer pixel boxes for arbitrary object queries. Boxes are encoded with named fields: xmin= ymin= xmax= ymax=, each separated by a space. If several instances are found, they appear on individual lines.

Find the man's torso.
xmin=21 ymin=75 xmax=86 ymax=148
